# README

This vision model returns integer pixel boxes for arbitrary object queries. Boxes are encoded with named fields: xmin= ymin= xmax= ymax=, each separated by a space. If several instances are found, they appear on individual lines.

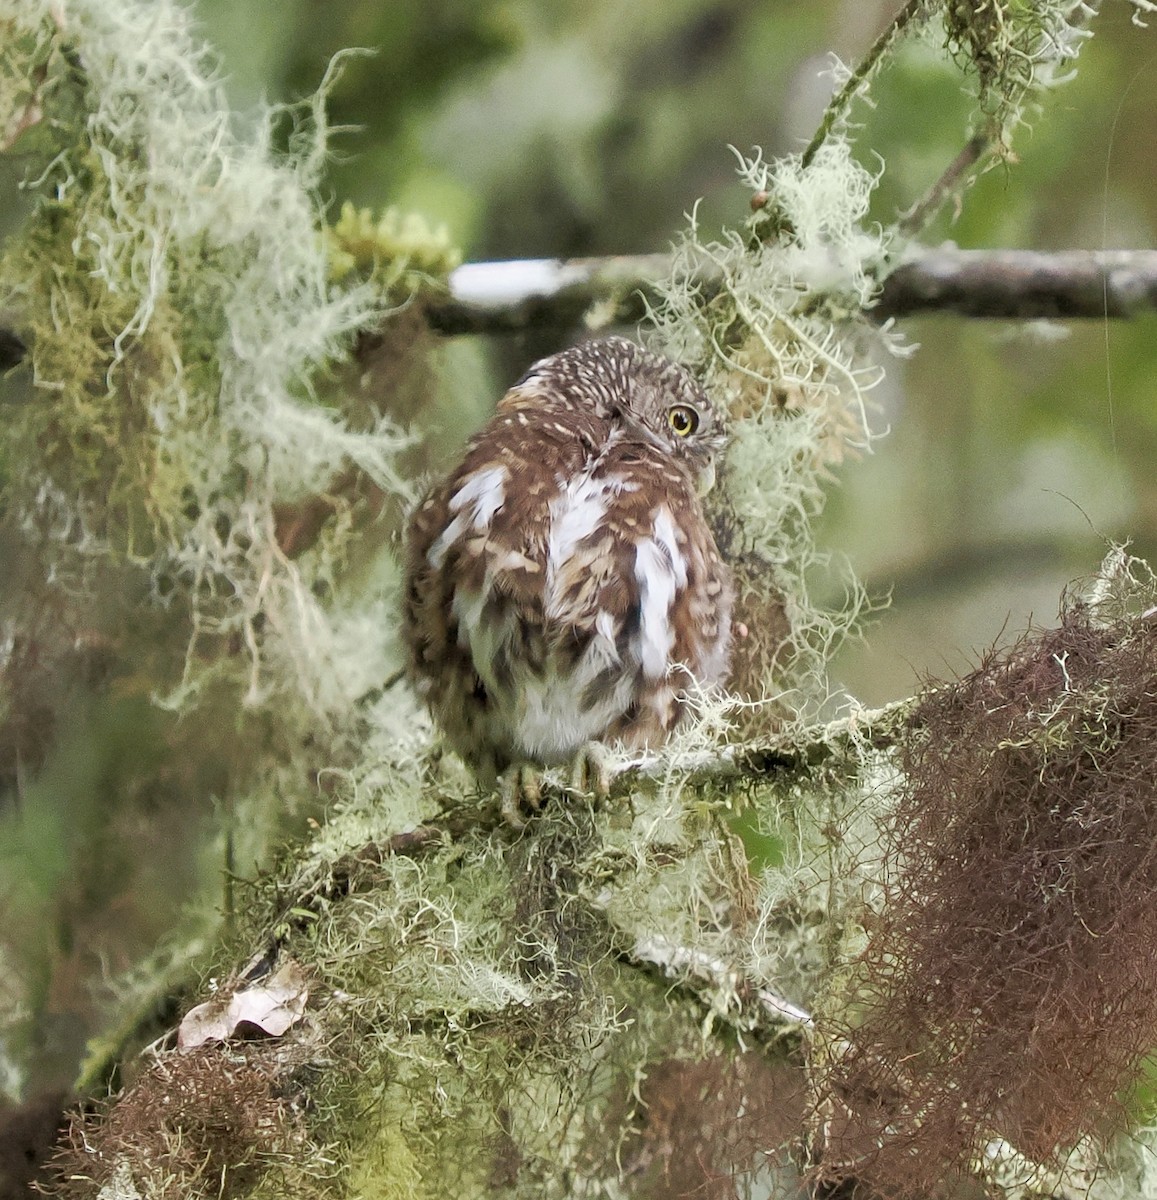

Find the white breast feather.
xmin=633 ymin=506 xmax=687 ymax=680
xmin=544 ymin=471 xmax=609 ymax=613
xmin=428 ymin=465 xmax=508 ymax=568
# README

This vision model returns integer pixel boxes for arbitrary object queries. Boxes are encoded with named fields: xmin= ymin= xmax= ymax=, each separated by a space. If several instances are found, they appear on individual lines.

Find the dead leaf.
xmin=178 ymin=960 xmax=309 ymax=1051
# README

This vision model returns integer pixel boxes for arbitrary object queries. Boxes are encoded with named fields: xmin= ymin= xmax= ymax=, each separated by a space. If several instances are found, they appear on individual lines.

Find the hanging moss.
xmin=5 ymin=1 xmax=1157 ymax=1198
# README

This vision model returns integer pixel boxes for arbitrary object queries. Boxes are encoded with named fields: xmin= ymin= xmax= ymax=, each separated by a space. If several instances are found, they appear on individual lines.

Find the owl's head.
xmin=511 ymin=337 xmax=726 ymax=486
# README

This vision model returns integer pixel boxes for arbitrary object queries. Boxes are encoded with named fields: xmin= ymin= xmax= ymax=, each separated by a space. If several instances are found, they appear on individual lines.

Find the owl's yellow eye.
xmin=668 ymin=405 xmax=699 ymax=437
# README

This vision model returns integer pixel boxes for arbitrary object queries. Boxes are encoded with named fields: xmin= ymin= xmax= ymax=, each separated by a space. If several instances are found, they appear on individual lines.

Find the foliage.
xmin=0 ymin=0 xmax=1156 ymax=1198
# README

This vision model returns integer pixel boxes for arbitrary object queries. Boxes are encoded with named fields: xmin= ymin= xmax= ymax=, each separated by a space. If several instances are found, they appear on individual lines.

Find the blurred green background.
xmin=1 ymin=0 xmax=1155 ymax=1098
xmin=195 ymin=0 xmax=1157 ymax=701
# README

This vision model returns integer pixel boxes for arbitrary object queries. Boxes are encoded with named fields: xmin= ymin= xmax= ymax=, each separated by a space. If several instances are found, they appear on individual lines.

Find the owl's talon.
xmin=499 ymin=762 xmax=543 ymax=827
xmin=568 ymin=742 xmax=611 ymax=799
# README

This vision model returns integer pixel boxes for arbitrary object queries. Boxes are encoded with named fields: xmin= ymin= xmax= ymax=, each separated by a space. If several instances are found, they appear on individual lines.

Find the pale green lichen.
xmin=1085 ymin=1127 xmax=1157 ymax=1200
xmin=647 ymin=138 xmax=891 ymax=724
xmin=3 ymin=0 xmax=1154 ymax=1197
xmin=0 ymin=0 xmax=412 ymax=722
xmin=265 ymin=782 xmax=824 ymax=1198
xmin=942 ymin=0 xmax=1098 ymax=145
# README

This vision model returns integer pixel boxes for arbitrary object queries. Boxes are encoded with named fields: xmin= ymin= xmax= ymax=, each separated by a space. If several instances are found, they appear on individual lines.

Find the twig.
xmin=607 ymin=698 xmax=914 ymax=794
xmin=897 ymin=132 xmax=993 ymax=238
xmin=79 ymin=695 xmax=909 ymax=1092
xmin=873 ymin=248 xmax=1157 ymax=320
xmin=630 ymin=934 xmax=814 ymax=1028
xmin=800 ymin=0 xmax=933 ymax=170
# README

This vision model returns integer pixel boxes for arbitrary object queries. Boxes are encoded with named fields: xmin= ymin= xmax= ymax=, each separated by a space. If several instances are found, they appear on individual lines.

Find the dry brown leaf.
xmin=177 ymin=960 xmax=309 ymax=1052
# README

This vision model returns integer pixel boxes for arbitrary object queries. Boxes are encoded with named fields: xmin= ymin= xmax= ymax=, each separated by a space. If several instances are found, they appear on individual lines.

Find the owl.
xmin=404 ymin=336 xmax=732 ymax=807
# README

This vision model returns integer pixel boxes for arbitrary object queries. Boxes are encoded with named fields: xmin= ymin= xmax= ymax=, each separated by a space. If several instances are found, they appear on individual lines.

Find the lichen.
xmin=943 ymin=0 xmax=1097 ymax=142
xmin=646 ymin=138 xmax=892 ymax=725
xmin=4 ymin=0 xmax=1157 ymax=1198
xmin=0 ymin=0 xmax=413 ymax=724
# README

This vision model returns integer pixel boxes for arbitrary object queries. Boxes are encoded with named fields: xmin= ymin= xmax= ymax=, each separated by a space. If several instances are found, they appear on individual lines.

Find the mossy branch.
xmin=78 ymin=699 xmax=906 ymax=1091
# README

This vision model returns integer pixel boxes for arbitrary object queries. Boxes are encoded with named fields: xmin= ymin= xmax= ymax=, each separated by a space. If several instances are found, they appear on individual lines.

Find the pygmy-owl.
xmin=404 ymin=336 xmax=732 ymax=797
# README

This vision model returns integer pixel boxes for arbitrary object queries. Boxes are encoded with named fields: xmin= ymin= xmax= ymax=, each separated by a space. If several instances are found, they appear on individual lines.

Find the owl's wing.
xmin=403 ymin=405 xmax=597 ymax=768
xmin=407 ymin=406 xmax=591 ymax=622
xmin=575 ymin=441 xmax=731 ymax=741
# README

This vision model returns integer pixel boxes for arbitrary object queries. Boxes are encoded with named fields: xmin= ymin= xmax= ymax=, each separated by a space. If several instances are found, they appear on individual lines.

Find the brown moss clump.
xmin=50 ymin=1044 xmax=318 ymax=1200
xmin=620 ymin=1053 xmax=808 ymax=1200
xmin=813 ymin=593 xmax=1157 ymax=1195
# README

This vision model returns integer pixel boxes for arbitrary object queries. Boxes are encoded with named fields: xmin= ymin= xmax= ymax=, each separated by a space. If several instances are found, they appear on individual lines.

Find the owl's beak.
xmin=695 ymin=458 xmax=716 ymax=497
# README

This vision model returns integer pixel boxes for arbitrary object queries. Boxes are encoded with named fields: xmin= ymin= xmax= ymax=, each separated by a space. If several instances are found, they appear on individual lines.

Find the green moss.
xmin=346 ymin=1113 xmax=424 ymax=1200
xmin=7 ymin=0 xmax=1157 ymax=1196
xmin=325 ymin=202 xmax=462 ymax=296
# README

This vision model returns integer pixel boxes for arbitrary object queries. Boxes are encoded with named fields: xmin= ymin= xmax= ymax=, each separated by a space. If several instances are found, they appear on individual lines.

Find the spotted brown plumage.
xmin=404 ymin=337 xmax=732 ymax=788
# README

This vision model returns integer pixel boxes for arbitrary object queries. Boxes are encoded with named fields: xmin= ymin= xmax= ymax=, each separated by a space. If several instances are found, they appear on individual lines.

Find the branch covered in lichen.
xmin=3 ymin=0 xmax=1157 ymax=1197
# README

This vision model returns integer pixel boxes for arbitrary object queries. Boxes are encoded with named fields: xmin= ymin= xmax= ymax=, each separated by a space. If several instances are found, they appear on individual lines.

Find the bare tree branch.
xmin=426 ymin=248 xmax=1157 ymax=336
xmin=426 ymin=254 xmax=673 ymax=335
xmin=874 ymin=248 xmax=1157 ymax=320
xmin=6 ymin=249 xmax=1154 ymax=359
xmin=896 ymin=133 xmax=993 ymax=238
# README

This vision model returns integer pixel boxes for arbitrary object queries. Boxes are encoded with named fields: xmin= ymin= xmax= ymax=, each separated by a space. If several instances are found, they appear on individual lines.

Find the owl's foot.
xmin=566 ymin=741 xmax=611 ymax=799
xmin=499 ymin=762 xmax=544 ymax=828
xmin=498 ymin=744 xmax=610 ymax=825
